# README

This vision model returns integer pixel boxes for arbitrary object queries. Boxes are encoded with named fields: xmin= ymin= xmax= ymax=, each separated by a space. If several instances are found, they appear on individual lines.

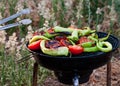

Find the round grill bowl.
xmin=26 ymin=32 xmax=119 ymax=71
xmin=26 ymin=32 xmax=119 ymax=85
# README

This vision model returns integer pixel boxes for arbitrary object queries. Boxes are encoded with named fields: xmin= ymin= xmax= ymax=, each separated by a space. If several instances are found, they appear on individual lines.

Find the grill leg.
xmin=107 ymin=61 xmax=111 ymax=86
xmin=32 ymin=62 xmax=38 ymax=86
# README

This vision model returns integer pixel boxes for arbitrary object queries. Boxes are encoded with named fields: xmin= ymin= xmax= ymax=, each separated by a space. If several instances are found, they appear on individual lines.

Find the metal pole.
xmin=73 ymin=74 xmax=79 ymax=86
xmin=107 ymin=61 xmax=111 ymax=86
xmin=32 ymin=62 xmax=38 ymax=86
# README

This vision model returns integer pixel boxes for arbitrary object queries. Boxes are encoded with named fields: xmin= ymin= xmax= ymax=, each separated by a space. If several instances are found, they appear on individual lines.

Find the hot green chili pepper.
xmin=40 ymin=40 xmax=69 ymax=56
xmin=81 ymin=42 xmax=93 ymax=48
xmin=88 ymin=36 xmax=98 ymax=42
xmin=84 ymin=46 xmax=99 ymax=52
xmin=99 ymin=32 xmax=110 ymax=41
xmin=54 ymin=26 xmax=73 ymax=33
xmin=29 ymin=35 xmax=49 ymax=44
xmin=96 ymin=41 xmax=112 ymax=52
xmin=91 ymin=33 xmax=98 ymax=39
xmin=79 ymin=27 xmax=96 ymax=36
xmin=67 ymin=29 xmax=79 ymax=42
xmin=43 ymin=32 xmax=57 ymax=38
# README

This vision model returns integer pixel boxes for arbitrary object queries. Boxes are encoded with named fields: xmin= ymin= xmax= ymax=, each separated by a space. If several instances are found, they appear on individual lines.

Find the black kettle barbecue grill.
xmin=27 ymin=32 xmax=119 ymax=86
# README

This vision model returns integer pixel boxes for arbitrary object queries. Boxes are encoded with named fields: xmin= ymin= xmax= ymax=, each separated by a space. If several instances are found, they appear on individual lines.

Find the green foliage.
xmin=0 ymin=47 xmax=51 ymax=86
xmin=114 ymin=0 xmax=120 ymax=12
xmin=38 ymin=15 xmax=45 ymax=28
xmin=52 ymin=0 xmax=70 ymax=27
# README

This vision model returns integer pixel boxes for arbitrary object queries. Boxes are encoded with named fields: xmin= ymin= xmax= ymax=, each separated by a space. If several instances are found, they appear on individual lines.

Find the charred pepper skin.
xmin=40 ymin=40 xmax=69 ymax=56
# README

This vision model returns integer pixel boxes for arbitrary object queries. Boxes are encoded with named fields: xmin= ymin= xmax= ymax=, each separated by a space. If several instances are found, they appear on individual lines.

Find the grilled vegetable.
xmin=88 ymin=35 xmax=98 ymax=42
xmin=40 ymin=40 xmax=69 ymax=56
xmin=81 ymin=42 xmax=93 ymax=48
xmin=29 ymin=35 xmax=49 ymax=43
xmin=99 ymin=32 xmax=110 ymax=41
xmin=54 ymin=26 xmax=73 ymax=33
xmin=68 ymin=45 xmax=84 ymax=55
xmin=45 ymin=40 xmax=61 ymax=49
xmin=43 ymin=32 xmax=57 ymax=38
xmin=84 ymin=46 xmax=99 ymax=52
xmin=79 ymin=27 xmax=96 ymax=36
xmin=28 ymin=40 xmax=41 ymax=50
xmin=28 ymin=26 xmax=113 ymax=56
xmin=67 ymin=29 xmax=79 ymax=42
xmin=97 ymin=41 xmax=112 ymax=52
xmin=79 ymin=36 xmax=94 ymax=47
xmin=60 ymin=39 xmax=71 ymax=47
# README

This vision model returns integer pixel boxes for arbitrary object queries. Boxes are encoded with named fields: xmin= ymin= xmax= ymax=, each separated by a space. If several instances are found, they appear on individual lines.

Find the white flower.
xmin=37 ymin=0 xmax=52 ymax=20
xmin=0 ymin=12 xmax=3 ymax=20
xmin=64 ymin=0 xmax=73 ymax=9
xmin=0 ymin=30 xmax=7 ymax=44
xmin=96 ymin=8 xmax=102 ymax=15
xmin=27 ymin=25 xmax=33 ymax=31
xmin=5 ymin=32 xmax=18 ymax=54
xmin=15 ymin=1 xmax=24 ymax=12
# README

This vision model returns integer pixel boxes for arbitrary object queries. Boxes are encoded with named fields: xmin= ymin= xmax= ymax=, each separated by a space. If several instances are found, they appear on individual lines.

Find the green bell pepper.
xmin=40 ymin=40 xmax=69 ymax=56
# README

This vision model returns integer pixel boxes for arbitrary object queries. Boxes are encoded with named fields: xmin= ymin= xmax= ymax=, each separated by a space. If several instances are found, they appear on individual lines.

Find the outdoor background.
xmin=0 ymin=0 xmax=120 ymax=86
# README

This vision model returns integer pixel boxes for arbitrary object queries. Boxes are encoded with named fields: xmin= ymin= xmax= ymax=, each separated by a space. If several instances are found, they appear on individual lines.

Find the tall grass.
xmin=0 ymin=47 xmax=51 ymax=86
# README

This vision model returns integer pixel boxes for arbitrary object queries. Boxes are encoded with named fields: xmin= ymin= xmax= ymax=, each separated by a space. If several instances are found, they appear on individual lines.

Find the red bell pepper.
xmin=28 ymin=40 xmax=42 ymax=50
xmin=68 ymin=45 xmax=84 ymax=55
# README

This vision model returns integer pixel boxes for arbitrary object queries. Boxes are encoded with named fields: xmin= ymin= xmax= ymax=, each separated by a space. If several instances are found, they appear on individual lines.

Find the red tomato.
xmin=68 ymin=45 xmax=84 ymax=55
xmin=47 ymin=28 xmax=54 ymax=33
xmin=79 ymin=36 xmax=92 ymax=44
xmin=33 ymin=32 xmax=39 ymax=36
xmin=28 ymin=40 xmax=41 ymax=50
xmin=60 ymin=39 xmax=71 ymax=47
xmin=55 ymin=36 xmax=67 ymax=41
